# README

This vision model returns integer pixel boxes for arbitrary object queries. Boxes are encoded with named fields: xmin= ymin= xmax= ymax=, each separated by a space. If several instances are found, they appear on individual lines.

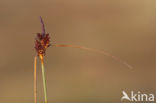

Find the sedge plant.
xmin=33 ymin=16 xmax=132 ymax=103
xmin=34 ymin=16 xmax=50 ymax=103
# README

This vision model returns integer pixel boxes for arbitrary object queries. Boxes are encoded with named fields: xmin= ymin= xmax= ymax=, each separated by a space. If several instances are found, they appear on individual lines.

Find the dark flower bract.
xmin=35 ymin=33 xmax=50 ymax=56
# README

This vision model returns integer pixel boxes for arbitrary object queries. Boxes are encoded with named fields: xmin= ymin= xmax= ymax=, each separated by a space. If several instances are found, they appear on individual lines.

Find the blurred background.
xmin=0 ymin=0 xmax=156 ymax=103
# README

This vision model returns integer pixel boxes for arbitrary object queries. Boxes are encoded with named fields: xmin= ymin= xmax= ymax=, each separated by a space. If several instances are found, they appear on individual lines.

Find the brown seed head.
xmin=35 ymin=17 xmax=50 ymax=56
xmin=35 ymin=33 xmax=50 ymax=56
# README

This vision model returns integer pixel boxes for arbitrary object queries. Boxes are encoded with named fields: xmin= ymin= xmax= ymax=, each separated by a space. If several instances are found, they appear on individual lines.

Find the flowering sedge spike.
xmin=35 ymin=17 xmax=51 ymax=57
xmin=34 ymin=16 xmax=50 ymax=103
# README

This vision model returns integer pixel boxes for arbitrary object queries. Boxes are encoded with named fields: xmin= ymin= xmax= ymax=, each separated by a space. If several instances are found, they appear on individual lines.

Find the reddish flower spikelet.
xmin=35 ymin=33 xmax=50 ymax=56
xmin=35 ymin=17 xmax=51 ymax=56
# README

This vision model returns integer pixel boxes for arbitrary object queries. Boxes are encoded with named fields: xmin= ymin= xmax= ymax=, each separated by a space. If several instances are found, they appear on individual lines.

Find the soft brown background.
xmin=0 ymin=0 xmax=156 ymax=103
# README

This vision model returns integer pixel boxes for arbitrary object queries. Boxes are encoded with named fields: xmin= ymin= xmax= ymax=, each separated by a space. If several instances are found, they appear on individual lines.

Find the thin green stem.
xmin=41 ymin=61 xmax=48 ymax=103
